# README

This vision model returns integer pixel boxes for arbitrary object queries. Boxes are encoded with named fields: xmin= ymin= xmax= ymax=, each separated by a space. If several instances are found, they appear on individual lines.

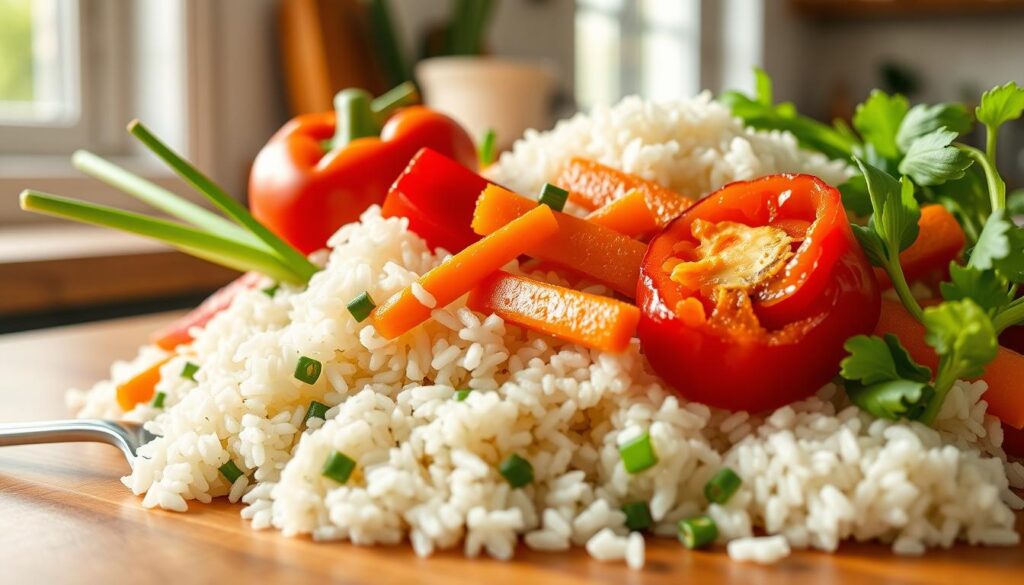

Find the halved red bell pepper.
xmin=381 ymin=148 xmax=490 ymax=253
xmin=249 ymin=90 xmax=477 ymax=254
xmin=637 ymin=174 xmax=881 ymax=412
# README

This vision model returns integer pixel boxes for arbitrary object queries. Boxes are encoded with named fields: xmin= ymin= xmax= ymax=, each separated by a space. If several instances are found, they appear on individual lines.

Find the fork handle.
xmin=0 ymin=419 xmax=138 ymax=463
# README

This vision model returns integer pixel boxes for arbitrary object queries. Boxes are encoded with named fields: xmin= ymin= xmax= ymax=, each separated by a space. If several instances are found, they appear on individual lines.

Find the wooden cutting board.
xmin=0 ymin=314 xmax=1021 ymax=584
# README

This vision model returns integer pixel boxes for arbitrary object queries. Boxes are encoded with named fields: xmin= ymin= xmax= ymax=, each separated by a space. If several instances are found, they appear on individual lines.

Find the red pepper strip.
xmin=250 ymin=106 xmax=477 ymax=254
xmin=467 ymin=271 xmax=640 ymax=353
xmin=555 ymin=158 xmax=694 ymax=226
xmin=875 ymin=298 xmax=1024 ymax=430
xmin=381 ymin=148 xmax=490 ymax=253
xmin=151 ymin=272 xmax=264 ymax=351
xmin=637 ymin=174 xmax=880 ymax=412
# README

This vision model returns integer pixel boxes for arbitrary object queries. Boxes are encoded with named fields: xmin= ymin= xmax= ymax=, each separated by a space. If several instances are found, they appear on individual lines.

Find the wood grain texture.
xmin=0 ymin=314 xmax=1021 ymax=584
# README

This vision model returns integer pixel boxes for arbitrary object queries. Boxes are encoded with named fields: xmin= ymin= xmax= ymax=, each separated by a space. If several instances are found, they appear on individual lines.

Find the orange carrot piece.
xmin=555 ymin=158 xmax=694 ymax=226
xmin=116 ymin=357 xmax=171 ymax=411
xmin=584 ymin=189 xmax=659 ymax=238
xmin=875 ymin=299 xmax=1024 ymax=429
xmin=874 ymin=205 xmax=965 ymax=288
xmin=467 ymin=271 xmax=640 ymax=353
xmin=372 ymin=205 xmax=560 ymax=339
xmin=472 ymin=185 xmax=647 ymax=297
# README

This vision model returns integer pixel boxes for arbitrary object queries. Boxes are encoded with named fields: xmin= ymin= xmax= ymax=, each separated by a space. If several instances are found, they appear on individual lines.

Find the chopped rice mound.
xmin=68 ymin=95 xmax=1023 ymax=568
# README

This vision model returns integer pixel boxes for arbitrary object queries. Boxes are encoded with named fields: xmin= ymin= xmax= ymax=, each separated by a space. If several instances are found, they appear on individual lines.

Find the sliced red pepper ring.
xmin=637 ymin=174 xmax=881 ymax=412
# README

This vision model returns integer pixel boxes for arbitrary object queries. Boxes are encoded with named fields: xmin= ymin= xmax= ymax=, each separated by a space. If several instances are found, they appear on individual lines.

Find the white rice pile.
xmin=69 ymin=95 xmax=1023 ymax=568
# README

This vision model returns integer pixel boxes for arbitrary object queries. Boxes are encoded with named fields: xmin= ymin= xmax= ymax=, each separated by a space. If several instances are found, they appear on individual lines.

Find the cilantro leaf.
xmin=846 ymin=379 xmax=934 ymax=421
xmin=753 ymin=67 xmax=772 ymax=107
xmin=853 ymin=90 xmax=909 ymax=161
xmin=851 ymin=224 xmax=886 ymax=266
xmin=840 ymin=334 xmax=931 ymax=385
xmin=896 ymin=103 xmax=972 ymax=152
xmin=897 ymin=129 xmax=973 ymax=186
xmin=969 ymin=209 xmax=1011 ymax=270
xmin=922 ymin=299 xmax=997 ymax=379
xmin=856 ymin=159 xmax=921 ymax=254
xmin=994 ymin=226 xmax=1024 ymax=283
xmin=975 ymin=81 xmax=1024 ymax=129
xmin=722 ymin=91 xmax=855 ymax=162
xmin=939 ymin=263 xmax=1013 ymax=312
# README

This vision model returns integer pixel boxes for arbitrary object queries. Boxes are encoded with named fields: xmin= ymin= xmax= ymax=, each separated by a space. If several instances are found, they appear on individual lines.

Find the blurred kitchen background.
xmin=1 ymin=0 xmax=1023 ymax=332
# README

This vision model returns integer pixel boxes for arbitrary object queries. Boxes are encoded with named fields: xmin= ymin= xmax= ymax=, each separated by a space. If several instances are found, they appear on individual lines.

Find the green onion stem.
xmin=127 ymin=120 xmax=318 ymax=282
xmin=20 ymin=190 xmax=304 ymax=284
xmin=332 ymin=89 xmax=379 ymax=148
xmin=993 ymin=295 xmax=1024 ymax=332
xmin=71 ymin=150 xmax=262 ymax=248
xmin=959 ymin=144 xmax=1006 ymax=212
xmin=885 ymin=254 xmax=925 ymax=324
xmin=985 ymin=124 xmax=999 ymax=168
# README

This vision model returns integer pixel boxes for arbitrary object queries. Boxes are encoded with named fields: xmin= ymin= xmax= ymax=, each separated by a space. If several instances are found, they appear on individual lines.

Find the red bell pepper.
xmin=249 ymin=87 xmax=477 ymax=254
xmin=381 ymin=148 xmax=491 ymax=253
xmin=151 ymin=272 xmax=264 ymax=351
xmin=637 ymin=174 xmax=881 ymax=412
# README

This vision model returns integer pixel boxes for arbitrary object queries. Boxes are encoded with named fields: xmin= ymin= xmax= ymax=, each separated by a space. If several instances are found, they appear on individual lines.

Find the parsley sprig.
xmin=726 ymin=72 xmax=1024 ymax=425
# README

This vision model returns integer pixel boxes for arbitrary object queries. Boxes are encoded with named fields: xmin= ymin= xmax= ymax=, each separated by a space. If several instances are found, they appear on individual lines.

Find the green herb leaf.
xmin=851 ymin=224 xmax=886 ymax=266
xmin=897 ymin=129 xmax=973 ymax=186
xmin=839 ymin=175 xmax=872 ymax=217
xmin=846 ymin=379 xmax=934 ymax=421
xmin=753 ymin=67 xmax=772 ymax=107
xmin=995 ymin=227 xmax=1024 ymax=283
xmin=922 ymin=299 xmax=998 ymax=379
xmin=975 ymin=81 xmax=1024 ymax=129
xmin=969 ymin=209 xmax=1012 ymax=270
xmin=856 ymin=159 xmax=921 ymax=254
xmin=939 ymin=263 xmax=1013 ymax=312
xmin=896 ymin=103 xmax=972 ymax=152
xmin=853 ymin=90 xmax=909 ymax=161
xmin=840 ymin=334 xmax=931 ymax=385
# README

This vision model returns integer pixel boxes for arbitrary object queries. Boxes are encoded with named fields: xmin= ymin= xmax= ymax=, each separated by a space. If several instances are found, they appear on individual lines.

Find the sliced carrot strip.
xmin=372 ymin=204 xmax=560 ymax=339
xmin=875 ymin=299 xmax=1024 ymax=429
xmin=467 ymin=271 xmax=640 ymax=353
xmin=116 ymin=357 xmax=171 ymax=411
xmin=555 ymin=158 xmax=694 ymax=226
xmin=584 ymin=189 xmax=659 ymax=238
xmin=875 ymin=205 xmax=965 ymax=287
xmin=472 ymin=185 xmax=647 ymax=297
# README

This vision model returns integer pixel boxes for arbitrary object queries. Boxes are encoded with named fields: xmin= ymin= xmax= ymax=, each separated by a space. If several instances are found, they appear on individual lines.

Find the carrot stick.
xmin=472 ymin=185 xmax=646 ymax=297
xmin=467 ymin=271 xmax=640 ymax=353
xmin=875 ymin=298 xmax=1024 ymax=429
xmin=116 ymin=357 xmax=171 ymax=411
xmin=584 ymin=189 xmax=659 ymax=238
xmin=372 ymin=204 xmax=559 ymax=339
xmin=874 ymin=205 xmax=965 ymax=287
xmin=555 ymin=158 xmax=694 ymax=226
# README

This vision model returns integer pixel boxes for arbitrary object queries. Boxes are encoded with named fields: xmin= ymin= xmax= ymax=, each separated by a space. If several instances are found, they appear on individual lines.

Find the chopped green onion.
xmin=181 ymin=361 xmax=199 ymax=381
xmin=618 ymin=431 xmax=658 ymax=474
xmin=304 ymin=400 xmax=330 ymax=423
xmin=18 ymin=191 xmax=305 ymax=284
xmin=498 ymin=453 xmax=534 ymax=488
xmin=704 ymin=467 xmax=742 ymax=504
xmin=127 ymin=120 xmax=318 ymax=282
xmin=261 ymin=284 xmax=280 ymax=298
xmin=455 ymin=388 xmax=472 ymax=401
xmin=321 ymin=451 xmax=356 ymax=484
xmin=537 ymin=183 xmax=569 ymax=212
xmin=621 ymin=501 xmax=653 ymax=532
xmin=347 ymin=291 xmax=376 ymax=322
xmin=478 ymin=128 xmax=497 ymax=166
xmin=219 ymin=460 xmax=244 ymax=483
xmin=294 ymin=356 xmax=322 ymax=384
xmin=152 ymin=392 xmax=167 ymax=409
xmin=71 ymin=150 xmax=262 ymax=248
xmin=678 ymin=515 xmax=718 ymax=549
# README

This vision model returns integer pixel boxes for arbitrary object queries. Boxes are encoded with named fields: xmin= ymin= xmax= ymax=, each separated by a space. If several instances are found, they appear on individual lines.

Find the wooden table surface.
xmin=1 ymin=314 xmax=1021 ymax=584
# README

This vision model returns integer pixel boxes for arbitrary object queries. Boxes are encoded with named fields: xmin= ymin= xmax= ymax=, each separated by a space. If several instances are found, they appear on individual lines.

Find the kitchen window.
xmin=574 ymin=0 xmax=702 ymax=109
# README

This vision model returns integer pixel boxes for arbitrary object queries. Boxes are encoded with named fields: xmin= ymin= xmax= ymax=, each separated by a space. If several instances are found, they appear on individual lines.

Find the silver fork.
xmin=0 ymin=419 xmax=155 ymax=469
